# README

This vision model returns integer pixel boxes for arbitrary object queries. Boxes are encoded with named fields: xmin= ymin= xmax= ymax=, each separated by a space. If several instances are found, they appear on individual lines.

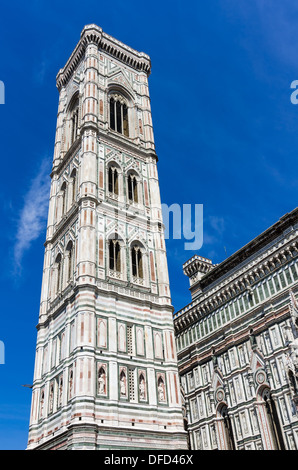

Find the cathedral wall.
xmin=174 ymin=218 xmax=298 ymax=450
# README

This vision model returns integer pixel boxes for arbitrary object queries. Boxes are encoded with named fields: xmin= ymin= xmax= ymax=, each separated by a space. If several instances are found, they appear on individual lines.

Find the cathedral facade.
xmin=27 ymin=25 xmax=188 ymax=450
xmin=174 ymin=208 xmax=298 ymax=450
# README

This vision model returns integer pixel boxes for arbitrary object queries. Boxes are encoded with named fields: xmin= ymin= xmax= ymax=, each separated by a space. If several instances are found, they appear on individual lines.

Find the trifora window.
xmin=109 ymin=94 xmax=129 ymax=137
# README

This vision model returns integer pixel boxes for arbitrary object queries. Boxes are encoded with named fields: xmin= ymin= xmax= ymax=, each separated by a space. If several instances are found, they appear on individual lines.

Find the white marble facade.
xmin=175 ymin=209 xmax=298 ymax=450
xmin=27 ymin=24 xmax=188 ymax=450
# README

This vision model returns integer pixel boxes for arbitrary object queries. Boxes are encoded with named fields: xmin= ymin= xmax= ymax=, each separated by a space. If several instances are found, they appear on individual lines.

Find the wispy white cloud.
xmin=221 ymin=0 xmax=298 ymax=69
xmin=33 ymin=58 xmax=49 ymax=86
xmin=13 ymin=159 xmax=51 ymax=273
xmin=209 ymin=215 xmax=225 ymax=235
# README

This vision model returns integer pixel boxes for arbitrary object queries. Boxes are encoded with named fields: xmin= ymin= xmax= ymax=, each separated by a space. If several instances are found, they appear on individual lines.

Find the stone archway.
xmin=257 ymin=387 xmax=285 ymax=450
xmin=216 ymin=403 xmax=236 ymax=450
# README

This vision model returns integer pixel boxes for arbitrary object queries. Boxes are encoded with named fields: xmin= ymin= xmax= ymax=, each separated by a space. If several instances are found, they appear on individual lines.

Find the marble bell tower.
xmin=27 ymin=24 xmax=188 ymax=450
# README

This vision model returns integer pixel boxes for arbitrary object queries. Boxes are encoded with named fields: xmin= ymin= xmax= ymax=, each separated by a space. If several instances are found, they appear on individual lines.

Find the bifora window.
xmin=131 ymin=245 xmax=143 ymax=279
xmin=127 ymin=174 xmax=138 ymax=203
xmin=109 ymin=94 xmax=129 ymax=137
xmin=108 ymin=166 xmax=119 ymax=195
xmin=68 ymin=95 xmax=79 ymax=147
xmin=109 ymin=239 xmax=121 ymax=272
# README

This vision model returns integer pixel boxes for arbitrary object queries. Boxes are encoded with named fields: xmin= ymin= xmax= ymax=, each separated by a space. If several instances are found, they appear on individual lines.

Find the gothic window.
xmin=108 ymin=165 xmax=119 ymax=195
xmin=71 ymin=106 xmax=79 ymax=144
xmin=109 ymin=239 xmax=121 ymax=272
xmin=69 ymin=96 xmax=79 ymax=146
xmin=55 ymin=253 xmax=62 ymax=294
xmin=109 ymin=94 xmax=129 ymax=137
xmin=70 ymin=168 xmax=77 ymax=203
xmin=262 ymin=388 xmax=285 ymax=450
xmin=131 ymin=245 xmax=143 ymax=279
xmin=218 ymin=404 xmax=236 ymax=450
xmin=66 ymin=241 xmax=74 ymax=282
xmin=61 ymin=181 xmax=67 ymax=216
xmin=127 ymin=174 xmax=138 ymax=203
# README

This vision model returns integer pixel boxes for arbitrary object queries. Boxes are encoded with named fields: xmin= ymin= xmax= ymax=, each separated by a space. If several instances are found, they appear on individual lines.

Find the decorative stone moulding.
xmin=56 ymin=24 xmax=151 ymax=91
xmin=174 ymin=235 xmax=298 ymax=329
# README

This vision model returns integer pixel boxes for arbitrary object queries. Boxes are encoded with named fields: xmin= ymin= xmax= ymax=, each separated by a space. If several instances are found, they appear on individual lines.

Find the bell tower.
xmin=27 ymin=24 xmax=188 ymax=450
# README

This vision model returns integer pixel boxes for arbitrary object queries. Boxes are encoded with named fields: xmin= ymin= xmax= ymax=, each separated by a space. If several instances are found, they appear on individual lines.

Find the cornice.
xmin=56 ymin=24 xmax=151 ymax=91
xmin=174 ymin=209 xmax=298 ymax=327
xmin=199 ymin=207 xmax=298 ymax=290
xmin=38 ymin=278 xmax=173 ymax=329
xmin=45 ymin=202 xmax=79 ymax=247
xmin=51 ymin=138 xmax=81 ymax=177
xmin=174 ymin=233 xmax=298 ymax=330
xmin=102 ymin=130 xmax=157 ymax=161
xmin=51 ymin=129 xmax=158 ymax=176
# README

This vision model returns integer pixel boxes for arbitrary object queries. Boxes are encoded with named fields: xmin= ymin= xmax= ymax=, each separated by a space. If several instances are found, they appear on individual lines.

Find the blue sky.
xmin=0 ymin=0 xmax=298 ymax=450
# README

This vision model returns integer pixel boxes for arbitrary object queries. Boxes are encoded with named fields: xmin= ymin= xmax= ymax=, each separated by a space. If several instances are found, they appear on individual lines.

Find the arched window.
xmin=109 ymin=94 xmax=129 ymax=137
xmin=217 ymin=404 xmax=236 ymax=450
xmin=70 ymin=168 xmax=77 ymax=204
xmin=66 ymin=241 xmax=74 ymax=282
xmin=131 ymin=245 xmax=143 ymax=279
xmin=262 ymin=388 xmax=285 ymax=450
xmin=108 ymin=166 xmax=119 ymax=195
xmin=55 ymin=253 xmax=62 ymax=294
xmin=61 ymin=181 xmax=67 ymax=216
xmin=65 ymin=93 xmax=80 ymax=151
xmin=109 ymin=240 xmax=121 ymax=272
xmin=127 ymin=174 xmax=138 ymax=203
xmin=70 ymin=98 xmax=79 ymax=146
